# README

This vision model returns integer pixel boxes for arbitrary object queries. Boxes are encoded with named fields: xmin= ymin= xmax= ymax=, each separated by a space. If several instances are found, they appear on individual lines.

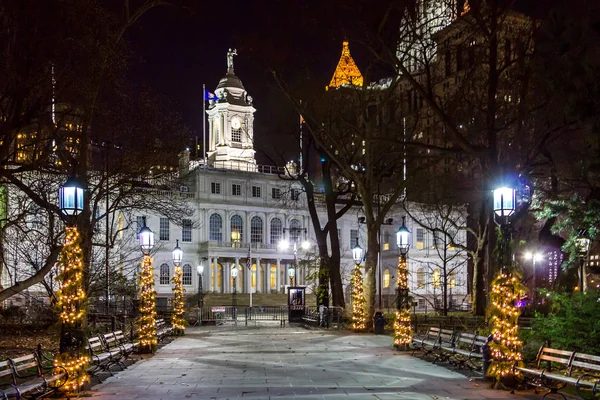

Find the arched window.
xmin=290 ymin=219 xmax=301 ymax=242
xmin=209 ymin=214 xmax=222 ymax=241
xmin=270 ymin=218 xmax=283 ymax=244
xmin=182 ymin=264 xmax=192 ymax=285
xmin=159 ymin=264 xmax=170 ymax=285
xmin=250 ymin=216 xmax=263 ymax=243
xmin=432 ymin=269 xmax=441 ymax=288
xmin=417 ymin=267 xmax=425 ymax=288
xmin=231 ymin=215 xmax=243 ymax=242
xmin=270 ymin=265 xmax=277 ymax=289
xmin=383 ymin=269 xmax=390 ymax=288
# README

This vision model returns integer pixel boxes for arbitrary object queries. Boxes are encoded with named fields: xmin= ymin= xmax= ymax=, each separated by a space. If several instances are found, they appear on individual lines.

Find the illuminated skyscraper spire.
xmin=328 ymin=41 xmax=363 ymax=89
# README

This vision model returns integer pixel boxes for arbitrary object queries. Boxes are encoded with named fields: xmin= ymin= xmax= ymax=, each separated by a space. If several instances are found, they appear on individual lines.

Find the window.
xmin=182 ymin=264 xmax=192 ymax=285
xmin=159 ymin=218 xmax=169 ymax=241
xmin=416 ymin=228 xmax=425 ymax=249
xmin=291 ymin=188 xmax=300 ymax=201
xmin=252 ymin=185 xmax=261 ymax=198
xmin=231 ymin=215 xmax=243 ymax=242
xmin=449 ymin=271 xmax=456 ymax=289
xmin=432 ymin=269 xmax=441 ymax=288
xmin=232 ymin=125 xmax=242 ymax=142
xmin=136 ymin=216 xmax=145 ymax=239
xmin=270 ymin=265 xmax=277 ymax=289
xmin=209 ymin=214 xmax=222 ymax=241
xmin=383 ymin=231 xmax=390 ymax=250
xmin=290 ymin=219 xmax=301 ymax=242
xmin=270 ymin=217 xmax=283 ymax=244
xmin=182 ymin=219 xmax=192 ymax=242
xmin=271 ymin=187 xmax=281 ymax=199
xmin=350 ymin=229 xmax=358 ymax=248
xmin=211 ymin=182 xmax=221 ymax=194
xmin=417 ymin=268 xmax=425 ymax=288
xmin=383 ymin=269 xmax=390 ymax=288
xmin=250 ymin=216 xmax=263 ymax=243
xmin=232 ymin=184 xmax=241 ymax=196
xmin=160 ymin=264 xmax=170 ymax=285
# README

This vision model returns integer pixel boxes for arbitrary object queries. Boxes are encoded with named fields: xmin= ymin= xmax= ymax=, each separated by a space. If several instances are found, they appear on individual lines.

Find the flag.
xmin=204 ymin=89 xmax=218 ymax=101
xmin=246 ymin=245 xmax=252 ymax=270
xmin=300 ymin=114 xmax=305 ymax=124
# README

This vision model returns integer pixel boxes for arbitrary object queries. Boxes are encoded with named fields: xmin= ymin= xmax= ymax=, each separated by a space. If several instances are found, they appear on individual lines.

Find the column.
xmin=256 ymin=258 xmax=261 ymax=293
xmin=223 ymin=261 xmax=230 ymax=293
xmin=206 ymin=258 xmax=213 ymax=292
xmin=235 ymin=257 xmax=240 ymax=293
xmin=276 ymin=259 xmax=281 ymax=294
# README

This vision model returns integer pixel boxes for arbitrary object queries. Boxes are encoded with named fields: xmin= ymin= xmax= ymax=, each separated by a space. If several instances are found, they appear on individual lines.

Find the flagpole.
xmin=203 ymin=83 xmax=207 ymax=168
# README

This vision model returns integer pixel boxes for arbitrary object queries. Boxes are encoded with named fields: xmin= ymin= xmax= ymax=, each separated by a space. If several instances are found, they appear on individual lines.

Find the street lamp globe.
xmin=138 ymin=217 xmax=154 ymax=255
xmin=524 ymin=252 xmax=543 ymax=263
xmin=352 ymin=244 xmax=363 ymax=266
xmin=493 ymin=186 xmax=516 ymax=217
xmin=288 ymin=265 xmax=295 ymax=278
xmin=172 ymin=240 xmax=183 ymax=265
xmin=278 ymin=238 xmax=290 ymax=251
xmin=196 ymin=264 xmax=204 ymax=275
xmin=231 ymin=266 xmax=238 ymax=278
xmin=301 ymin=239 xmax=311 ymax=251
xmin=576 ymin=236 xmax=591 ymax=256
xmin=59 ymin=176 xmax=85 ymax=216
xmin=396 ymin=217 xmax=411 ymax=256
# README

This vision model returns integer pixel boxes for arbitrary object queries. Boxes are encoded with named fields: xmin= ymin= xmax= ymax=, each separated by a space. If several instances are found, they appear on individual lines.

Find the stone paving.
xmin=87 ymin=325 xmax=542 ymax=400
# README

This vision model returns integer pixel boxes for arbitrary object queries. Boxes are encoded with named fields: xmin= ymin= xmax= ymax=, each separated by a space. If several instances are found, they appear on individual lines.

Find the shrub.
xmin=529 ymin=291 xmax=600 ymax=355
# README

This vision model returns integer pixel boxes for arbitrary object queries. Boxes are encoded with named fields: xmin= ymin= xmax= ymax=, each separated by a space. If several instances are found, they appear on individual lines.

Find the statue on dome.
xmin=227 ymin=48 xmax=237 ymax=74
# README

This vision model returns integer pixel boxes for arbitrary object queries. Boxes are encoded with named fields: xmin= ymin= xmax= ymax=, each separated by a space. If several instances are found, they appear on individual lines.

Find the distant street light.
xmin=524 ymin=251 xmax=543 ymax=305
xmin=197 ymin=262 xmax=205 ymax=308
xmin=394 ymin=216 xmax=411 ymax=349
xmin=231 ymin=266 xmax=238 ymax=307
xmin=352 ymin=244 xmax=364 ymax=266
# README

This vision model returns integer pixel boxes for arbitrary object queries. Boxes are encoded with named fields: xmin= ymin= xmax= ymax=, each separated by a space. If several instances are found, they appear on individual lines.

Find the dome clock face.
xmin=231 ymin=117 xmax=241 ymax=130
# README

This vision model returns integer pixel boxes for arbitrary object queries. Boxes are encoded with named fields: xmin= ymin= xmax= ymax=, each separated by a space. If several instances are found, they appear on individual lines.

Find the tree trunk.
xmin=364 ymin=230 xmax=379 ymax=329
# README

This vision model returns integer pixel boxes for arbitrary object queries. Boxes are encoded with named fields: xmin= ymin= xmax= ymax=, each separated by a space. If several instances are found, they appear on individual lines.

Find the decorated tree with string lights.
xmin=393 ymin=256 xmax=412 ymax=348
xmin=350 ymin=264 xmax=366 ymax=331
xmin=171 ymin=265 xmax=186 ymax=334
xmin=54 ymin=226 xmax=90 ymax=392
xmin=137 ymin=255 xmax=158 ymax=352
xmin=486 ymin=269 xmax=526 ymax=381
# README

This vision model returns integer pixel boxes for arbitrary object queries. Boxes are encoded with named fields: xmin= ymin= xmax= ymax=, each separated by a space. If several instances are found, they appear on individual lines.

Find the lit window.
xmin=270 ymin=265 xmax=277 ymax=288
xmin=417 ymin=268 xmax=425 ymax=288
xmin=432 ymin=269 xmax=441 ymax=288
xmin=231 ymin=215 xmax=243 ymax=242
xmin=416 ymin=228 xmax=425 ymax=249
xmin=251 ymin=265 xmax=256 ymax=288
xmin=383 ymin=269 xmax=390 ymax=288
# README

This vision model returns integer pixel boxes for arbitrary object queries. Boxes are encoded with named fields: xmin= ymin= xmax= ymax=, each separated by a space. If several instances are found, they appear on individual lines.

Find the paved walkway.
xmin=88 ymin=325 xmax=541 ymax=400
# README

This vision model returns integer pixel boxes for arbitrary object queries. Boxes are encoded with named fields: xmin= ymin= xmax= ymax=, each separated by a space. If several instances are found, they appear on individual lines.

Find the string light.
xmin=350 ymin=264 xmax=367 ymax=331
xmin=394 ymin=255 xmax=412 ymax=348
xmin=54 ymin=227 xmax=89 ymax=392
xmin=486 ymin=271 xmax=525 ymax=379
xmin=137 ymin=255 xmax=158 ymax=352
xmin=171 ymin=265 xmax=186 ymax=334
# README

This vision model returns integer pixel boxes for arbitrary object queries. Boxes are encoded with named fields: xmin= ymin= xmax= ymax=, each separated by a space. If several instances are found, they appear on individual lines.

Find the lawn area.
xmin=0 ymin=324 xmax=59 ymax=360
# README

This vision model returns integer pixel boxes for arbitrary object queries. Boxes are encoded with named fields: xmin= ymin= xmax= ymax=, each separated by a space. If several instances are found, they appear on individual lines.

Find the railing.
xmin=201 ymin=241 xmax=279 ymax=251
xmin=189 ymin=160 xmax=286 ymax=175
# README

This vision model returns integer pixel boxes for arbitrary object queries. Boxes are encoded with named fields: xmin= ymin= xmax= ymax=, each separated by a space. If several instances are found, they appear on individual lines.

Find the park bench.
xmin=515 ymin=345 xmax=600 ymax=399
xmin=88 ymin=335 xmax=120 ymax=381
xmin=0 ymin=352 xmax=67 ymax=400
xmin=101 ymin=332 xmax=127 ymax=370
xmin=301 ymin=311 xmax=319 ymax=328
xmin=411 ymin=326 xmax=442 ymax=359
xmin=446 ymin=332 xmax=489 ymax=373
xmin=113 ymin=330 xmax=138 ymax=358
xmin=156 ymin=318 xmax=173 ymax=341
xmin=432 ymin=328 xmax=455 ymax=364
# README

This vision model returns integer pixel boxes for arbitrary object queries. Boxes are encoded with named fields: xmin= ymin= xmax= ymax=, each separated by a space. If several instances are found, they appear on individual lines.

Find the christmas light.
xmin=137 ymin=255 xmax=158 ymax=352
xmin=486 ymin=271 xmax=525 ymax=379
xmin=394 ymin=255 xmax=412 ymax=348
xmin=350 ymin=264 xmax=367 ymax=331
xmin=54 ymin=227 xmax=89 ymax=392
xmin=171 ymin=265 xmax=186 ymax=334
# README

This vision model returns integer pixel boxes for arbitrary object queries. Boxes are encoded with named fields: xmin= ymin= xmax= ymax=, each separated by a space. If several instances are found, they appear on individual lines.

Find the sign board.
xmin=288 ymin=286 xmax=306 ymax=323
xmin=211 ymin=306 xmax=226 ymax=313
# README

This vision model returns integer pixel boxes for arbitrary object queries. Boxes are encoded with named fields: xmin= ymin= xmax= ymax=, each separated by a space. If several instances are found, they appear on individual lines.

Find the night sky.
xmin=125 ymin=1 xmax=375 ymax=164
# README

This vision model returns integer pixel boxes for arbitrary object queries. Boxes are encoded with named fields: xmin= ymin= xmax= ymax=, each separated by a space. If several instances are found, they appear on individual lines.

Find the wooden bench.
xmin=101 ymin=332 xmax=127 ymax=370
xmin=88 ymin=335 xmax=120 ymax=381
xmin=514 ymin=346 xmax=585 ymax=399
xmin=432 ymin=328 xmax=455 ymax=363
xmin=113 ymin=330 xmax=138 ymax=358
xmin=411 ymin=326 xmax=442 ymax=359
xmin=0 ymin=352 xmax=67 ymax=399
xmin=156 ymin=319 xmax=173 ymax=341
xmin=446 ymin=332 xmax=489 ymax=373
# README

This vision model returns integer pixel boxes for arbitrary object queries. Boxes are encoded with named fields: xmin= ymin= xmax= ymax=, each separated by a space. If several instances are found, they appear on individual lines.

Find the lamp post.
xmin=350 ymin=244 xmax=366 ymax=331
xmin=197 ymin=262 xmax=205 ymax=308
xmin=137 ymin=217 xmax=157 ymax=352
xmin=393 ymin=217 xmax=411 ymax=348
xmin=524 ymin=252 xmax=543 ymax=305
xmin=231 ymin=266 xmax=238 ymax=307
xmin=288 ymin=265 xmax=296 ymax=286
xmin=576 ymin=233 xmax=591 ymax=293
xmin=55 ymin=176 xmax=89 ymax=390
xmin=171 ymin=240 xmax=185 ymax=334
xmin=279 ymin=227 xmax=310 ymax=287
